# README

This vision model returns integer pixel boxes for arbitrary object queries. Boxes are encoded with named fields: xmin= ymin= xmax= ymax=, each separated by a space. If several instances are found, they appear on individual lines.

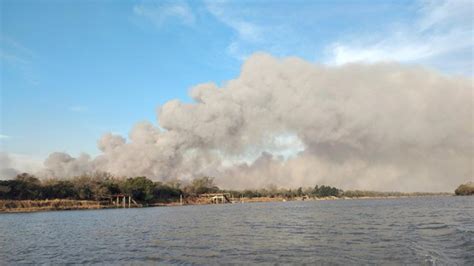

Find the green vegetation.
xmin=312 ymin=185 xmax=342 ymax=197
xmin=0 ymin=172 xmax=452 ymax=209
xmin=0 ymin=173 xmax=182 ymax=204
xmin=184 ymin=176 xmax=219 ymax=196
xmin=0 ymin=173 xmax=346 ymax=203
xmin=221 ymin=185 xmax=341 ymax=199
xmin=454 ymin=182 xmax=474 ymax=196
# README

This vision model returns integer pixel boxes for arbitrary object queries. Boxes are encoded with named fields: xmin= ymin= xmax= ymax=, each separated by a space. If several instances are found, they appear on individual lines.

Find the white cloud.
xmin=203 ymin=0 xmax=471 ymax=75
xmin=133 ymin=1 xmax=195 ymax=27
xmin=324 ymin=0 xmax=473 ymax=75
xmin=0 ymin=134 xmax=10 ymax=140
xmin=417 ymin=0 xmax=472 ymax=31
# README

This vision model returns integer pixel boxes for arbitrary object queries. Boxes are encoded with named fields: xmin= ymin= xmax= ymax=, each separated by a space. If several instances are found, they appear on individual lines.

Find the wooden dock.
xmin=107 ymin=194 xmax=141 ymax=208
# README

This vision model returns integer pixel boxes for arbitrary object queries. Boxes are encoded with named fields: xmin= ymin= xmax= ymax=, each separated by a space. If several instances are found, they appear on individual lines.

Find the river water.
xmin=0 ymin=196 xmax=473 ymax=264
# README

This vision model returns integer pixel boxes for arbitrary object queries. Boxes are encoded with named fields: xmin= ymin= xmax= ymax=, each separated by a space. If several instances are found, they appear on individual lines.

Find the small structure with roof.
xmin=199 ymin=193 xmax=231 ymax=204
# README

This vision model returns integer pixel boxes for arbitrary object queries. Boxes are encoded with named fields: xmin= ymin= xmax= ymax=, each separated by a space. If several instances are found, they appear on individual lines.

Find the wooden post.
xmin=180 ymin=194 xmax=183 ymax=205
xmin=128 ymin=196 xmax=131 ymax=208
xmin=116 ymin=196 xmax=119 ymax=206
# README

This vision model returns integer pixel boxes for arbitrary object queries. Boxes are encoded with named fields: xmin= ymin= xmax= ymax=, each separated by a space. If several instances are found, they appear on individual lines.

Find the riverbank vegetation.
xmin=0 ymin=199 xmax=107 ymax=212
xmin=454 ymin=182 xmax=474 ymax=196
xmin=0 ymin=173 xmax=181 ymax=203
xmin=0 ymin=173 xmax=347 ymax=202
xmin=0 ymin=173 xmax=452 ymax=212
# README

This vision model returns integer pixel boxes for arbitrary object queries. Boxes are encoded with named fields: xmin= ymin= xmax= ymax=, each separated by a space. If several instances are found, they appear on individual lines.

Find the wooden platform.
xmin=199 ymin=193 xmax=231 ymax=204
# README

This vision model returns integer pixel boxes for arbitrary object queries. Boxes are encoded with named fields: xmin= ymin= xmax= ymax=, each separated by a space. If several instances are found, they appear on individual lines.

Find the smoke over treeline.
xmin=2 ymin=54 xmax=473 ymax=192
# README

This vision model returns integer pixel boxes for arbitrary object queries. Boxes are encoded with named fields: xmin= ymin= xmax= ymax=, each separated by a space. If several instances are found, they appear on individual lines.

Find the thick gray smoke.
xmin=35 ymin=54 xmax=473 ymax=191
xmin=0 ymin=153 xmax=19 ymax=178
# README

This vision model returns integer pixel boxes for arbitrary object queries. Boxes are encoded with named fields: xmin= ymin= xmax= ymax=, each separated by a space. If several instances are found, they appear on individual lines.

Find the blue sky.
xmin=0 ymin=0 xmax=472 ymax=167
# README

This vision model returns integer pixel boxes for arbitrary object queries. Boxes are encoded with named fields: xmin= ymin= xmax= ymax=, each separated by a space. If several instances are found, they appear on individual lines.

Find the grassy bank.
xmin=1 ymin=193 xmax=454 ymax=213
xmin=0 ymin=199 xmax=113 ymax=213
xmin=0 ymin=174 xmax=457 ymax=213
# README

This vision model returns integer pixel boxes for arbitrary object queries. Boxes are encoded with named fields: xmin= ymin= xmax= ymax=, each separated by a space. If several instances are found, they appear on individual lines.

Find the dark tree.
xmin=121 ymin=176 xmax=155 ymax=202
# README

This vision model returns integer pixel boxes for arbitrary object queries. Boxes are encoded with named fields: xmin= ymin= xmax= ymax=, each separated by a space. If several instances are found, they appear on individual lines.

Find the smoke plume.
xmin=22 ymin=54 xmax=474 ymax=191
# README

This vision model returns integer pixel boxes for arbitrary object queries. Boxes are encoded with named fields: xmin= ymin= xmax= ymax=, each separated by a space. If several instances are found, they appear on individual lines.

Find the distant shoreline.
xmin=0 ymin=193 xmax=455 ymax=214
xmin=3 ymin=175 xmax=469 ymax=214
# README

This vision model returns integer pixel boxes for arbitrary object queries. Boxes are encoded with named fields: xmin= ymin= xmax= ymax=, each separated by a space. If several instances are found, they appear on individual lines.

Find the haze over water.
xmin=1 ymin=196 xmax=472 ymax=264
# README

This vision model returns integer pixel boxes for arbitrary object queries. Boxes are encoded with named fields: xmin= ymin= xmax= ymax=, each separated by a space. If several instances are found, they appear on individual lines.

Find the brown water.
xmin=0 ymin=196 xmax=473 ymax=264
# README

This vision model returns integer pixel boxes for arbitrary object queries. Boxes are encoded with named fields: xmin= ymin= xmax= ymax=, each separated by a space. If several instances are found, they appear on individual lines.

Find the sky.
xmin=0 ymin=0 xmax=473 ymax=177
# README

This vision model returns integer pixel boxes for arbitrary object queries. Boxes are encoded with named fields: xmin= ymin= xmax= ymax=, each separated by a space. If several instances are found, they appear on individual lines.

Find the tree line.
xmin=0 ymin=173 xmax=181 ymax=203
xmin=0 ymin=173 xmax=344 ymax=203
xmin=223 ymin=185 xmax=342 ymax=199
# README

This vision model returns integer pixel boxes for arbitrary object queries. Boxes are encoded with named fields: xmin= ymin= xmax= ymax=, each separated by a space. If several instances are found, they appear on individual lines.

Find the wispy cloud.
xmin=0 ymin=35 xmax=35 ymax=64
xmin=204 ymin=1 xmax=267 ymax=60
xmin=206 ymin=2 xmax=262 ymax=43
xmin=133 ymin=0 xmax=195 ymax=27
xmin=1 ymin=35 xmax=34 ymax=57
xmin=203 ymin=0 xmax=472 ymax=75
xmin=0 ymin=134 xmax=10 ymax=140
xmin=0 ymin=34 xmax=39 ymax=84
xmin=0 ymin=51 xmax=30 ymax=65
xmin=324 ymin=0 xmax=473 ymax=75
xmin=69 ymin=105 xmax=88 ymax=113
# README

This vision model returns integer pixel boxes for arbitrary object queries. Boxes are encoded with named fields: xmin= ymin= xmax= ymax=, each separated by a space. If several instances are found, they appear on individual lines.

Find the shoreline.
xmin=0 ymin=194 xmax=455 ymax=214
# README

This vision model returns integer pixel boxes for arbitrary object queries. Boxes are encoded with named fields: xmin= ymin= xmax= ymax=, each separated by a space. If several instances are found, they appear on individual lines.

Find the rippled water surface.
xmin=1 ymin=196 xmax=473 ymax=264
